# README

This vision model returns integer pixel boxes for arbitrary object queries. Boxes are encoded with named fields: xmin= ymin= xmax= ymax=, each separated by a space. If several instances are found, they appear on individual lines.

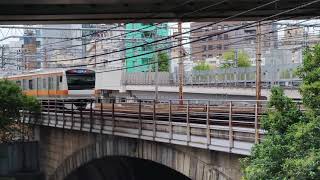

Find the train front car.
xmin=65 ymin=69 xmax=95 ymax=97
xmin=64 ymin=69 xmax=96 ymax=109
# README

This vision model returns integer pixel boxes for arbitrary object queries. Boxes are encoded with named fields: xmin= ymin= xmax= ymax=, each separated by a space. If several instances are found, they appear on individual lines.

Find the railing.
xmin=23 ymin=98 xmax=271 ymax=155
xmin=124 ymin=64 xmax=301 ymax=89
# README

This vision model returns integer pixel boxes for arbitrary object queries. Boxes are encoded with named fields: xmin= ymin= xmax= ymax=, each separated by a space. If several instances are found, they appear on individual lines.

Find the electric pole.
xmin=94 ymin=38 xmax=97 ymax=68
xmin=178 ymin=22 xmax=184 ymax=104
xmin=256 ymin=22 xmax=262 ymax=103
xmin=154 ymin=52 xmax=159 ymax=101
xmin=1 ymin=45 xmax=4 ymax=69
xmin=303 ymin=28 xmax=309 ymax=49
xmin=44 ymin=48 xmax=47 ymax=68
xmin=234 ymin=49 xmax=238 ymax=67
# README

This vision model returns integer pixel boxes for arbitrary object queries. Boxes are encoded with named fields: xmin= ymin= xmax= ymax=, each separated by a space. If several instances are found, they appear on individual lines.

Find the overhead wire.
xmin=64 ymin=0 xmax=320 ymax=68
xmin=46 ymin=0 xmax=281 ymax=64
xmin=38 ymin=0 xmax=196 ymax=49
xmin=42 ymin=0 xmax=229 ymax=56
xmin=91 ymin=0 xmax=320 ymax=72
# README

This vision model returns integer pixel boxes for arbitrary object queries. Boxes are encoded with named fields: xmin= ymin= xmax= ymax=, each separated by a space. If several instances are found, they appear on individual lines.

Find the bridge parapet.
xmin=123 ymin=64 xmax=301 ymax=89
xmin=21 ymin=98 xmax=273 ymax=156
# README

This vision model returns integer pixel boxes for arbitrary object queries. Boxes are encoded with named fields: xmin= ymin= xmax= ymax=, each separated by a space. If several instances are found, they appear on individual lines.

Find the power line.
xmin=87 ymin=15 xmax=320 ymax=72
xmin=38 ymin=0 xmax=196 ymax=49
xmin=46 ymin=0 xmax=281 ymax=64
xmin=42 ymin=0 xmax=228 ymax=54
xmin=65 ymin=0 xmax=320 ymax=68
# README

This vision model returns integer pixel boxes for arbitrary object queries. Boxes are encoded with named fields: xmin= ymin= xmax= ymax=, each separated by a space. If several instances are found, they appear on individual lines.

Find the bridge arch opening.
xmin=64 ymin=156 xmax=190 ymax=180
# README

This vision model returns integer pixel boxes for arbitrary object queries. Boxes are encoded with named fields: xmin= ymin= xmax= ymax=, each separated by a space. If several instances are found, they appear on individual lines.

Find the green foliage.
xmin=261 ymin=87 xmax=303 ymax=134
xmin=222 ymin=49 xmax=251 ymax=68
xmin=152 ymin=52 xmax=170 ymax=72
xmin=0 ymin=80 xmax=40 ymax=130
xmin=297 ymin=44 xmax=320 ymax=114
xmin=193 ymin=62 xmax=212 ymax=71
xmin=242 ymin=44 xmax=320 ymax=179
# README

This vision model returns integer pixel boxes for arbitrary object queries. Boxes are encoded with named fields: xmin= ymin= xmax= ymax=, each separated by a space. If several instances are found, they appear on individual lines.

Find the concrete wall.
xmin=0 ymin=142 xmax=43 ymax=180
xmin=36 ymin=126 xmax=244 ymax=180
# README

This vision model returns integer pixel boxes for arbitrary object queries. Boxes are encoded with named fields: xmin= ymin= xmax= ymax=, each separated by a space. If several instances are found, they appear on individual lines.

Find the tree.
xmin=221 ymin=49 xmax=251 ymax=68
xmin=241 ymin=45 xmax=320 ymax=179
xmin=193 ymin=62 xmax=212 ymax=71
xmin=0 ymin=80 xmax=40 ymax=142
xmin=297 ymin=45 xmax=320 ymax=114
xmin=152 ymin=52 xmax=170 ymax=72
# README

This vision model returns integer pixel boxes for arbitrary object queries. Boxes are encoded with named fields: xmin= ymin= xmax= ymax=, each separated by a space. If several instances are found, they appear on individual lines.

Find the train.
xmin=5 ymin=68 xmax=96 ymax=99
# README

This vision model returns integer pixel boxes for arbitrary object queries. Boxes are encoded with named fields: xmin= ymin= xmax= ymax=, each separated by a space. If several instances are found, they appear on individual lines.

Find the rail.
xmin=22 ymin=98 xmax=274 ymax=155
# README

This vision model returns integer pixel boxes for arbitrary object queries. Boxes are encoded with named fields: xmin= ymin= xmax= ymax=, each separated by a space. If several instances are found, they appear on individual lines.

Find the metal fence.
xmin=124 ymin=64 xmax=301 ymax=89
xmin=21 ymin=98 xmax=276 ymax=155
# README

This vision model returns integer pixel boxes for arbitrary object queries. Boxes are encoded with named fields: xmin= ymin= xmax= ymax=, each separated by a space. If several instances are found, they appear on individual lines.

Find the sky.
xmin=0 ymin=21 xmax=319 ymax=46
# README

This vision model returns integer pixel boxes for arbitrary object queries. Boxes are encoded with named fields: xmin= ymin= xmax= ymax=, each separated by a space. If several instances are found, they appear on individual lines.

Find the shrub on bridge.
xmin=0 ymin=80 xmax=40 ymax=142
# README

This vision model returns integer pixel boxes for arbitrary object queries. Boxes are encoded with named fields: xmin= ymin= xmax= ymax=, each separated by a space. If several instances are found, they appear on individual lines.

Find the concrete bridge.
xmin=0 ymin=0 xmax=319 ymax=23
xmin=23 ymin=98 xmax=266 ymax=180
xmin=35 ymin=127 xmax=243 ymax=180
xmin=96 ymin=64 xmax=302 ymax=100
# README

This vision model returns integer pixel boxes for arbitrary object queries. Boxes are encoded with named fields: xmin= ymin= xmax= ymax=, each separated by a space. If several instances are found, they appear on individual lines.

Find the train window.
xmin=66 ymin=69 xmax=95 ymax=90
xmin=59 ymin=76 xmax=63 ymax=83
xmin=22 ymin=79 xmax=27 ymax=90
xmin=48 ymin=77 xmax=54 ymax=90
xmin=56 ymin=77 xmax=60 ymax=90
xmin=37 ymin=78 xmax=41 ymax=90
xmin=43 ymin=78 xmax=47 ymax=89
xmin=29 ymin=79 xmax=33 ymax=90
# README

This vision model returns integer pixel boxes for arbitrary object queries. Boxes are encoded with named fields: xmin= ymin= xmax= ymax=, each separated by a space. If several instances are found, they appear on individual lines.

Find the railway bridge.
xmin=23 ymin=98 xmax=267 ymax=180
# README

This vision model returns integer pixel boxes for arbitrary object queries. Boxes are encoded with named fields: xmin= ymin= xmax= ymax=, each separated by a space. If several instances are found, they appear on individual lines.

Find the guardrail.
xmin=22 ymin=98 xmax=274 ymax=155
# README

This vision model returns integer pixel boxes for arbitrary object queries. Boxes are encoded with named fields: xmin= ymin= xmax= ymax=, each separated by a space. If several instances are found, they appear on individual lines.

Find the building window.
xmin=142 ymin=45 xmax=153 ymax=51
xmin=224 ymin=34 xmax=229 ymax=40
xmin=224 ymin=45 xmax=229 ymax=50
xmin=218 ymin=34 xmax=223 ymax=40
xmin=217 ymin=44 xmax=222 ymax=50
xmin=29 ymin=79 xmax=33 ymax=90
xmin=224 ymin=25 xmax=229 ymax=30
xmin=208 ymin=54 xmax=213 ymax=58
xmin=202 ymin=54 xmax=207 ymax=59
xmin=208 ymin=45 xmax=213 ymax=50
xmin=132 ymin=60 xmax=137 ymax=67
xmin=142 ymin=31 xmax=153 ymax=38
xmin=218 ymin=25 xmax=222 ymax=31
xmin=36 ymin=41 xmax=41 ymax=48
xmin=142 ymin=58 xmax=150 ymax=65
xmin=202 ymin=45 xmax=207 ymax=51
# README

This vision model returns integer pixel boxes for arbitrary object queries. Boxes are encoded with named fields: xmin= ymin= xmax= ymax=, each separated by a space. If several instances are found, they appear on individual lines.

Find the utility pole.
xmin=1 ymin=45 xmax=4 ymax=69
xmin=178 ymin=22 xmax=184 ymax=104
xmin=256 ymin=22 xmax=262 ymax=103
xmin=154 ymin=52 xmax=159 ymax=101
xmin=94 ymin=39 xmax=97 ymax=68
xmin=303 ymin=28 xmax=309 ymax=49
xmin=234 ymin=49 xmax=238 ymax=67
xmin=44 ymin=48 xmax=47 ymax=68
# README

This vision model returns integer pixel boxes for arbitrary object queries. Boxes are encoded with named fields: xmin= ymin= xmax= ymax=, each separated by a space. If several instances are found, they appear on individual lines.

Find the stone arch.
xmin=49 ymin=135 xmax=233 ymax=180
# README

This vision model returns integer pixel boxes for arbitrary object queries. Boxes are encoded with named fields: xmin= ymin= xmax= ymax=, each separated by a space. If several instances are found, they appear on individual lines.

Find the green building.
xmin=125 ymin=23 xmax=169 ymax=72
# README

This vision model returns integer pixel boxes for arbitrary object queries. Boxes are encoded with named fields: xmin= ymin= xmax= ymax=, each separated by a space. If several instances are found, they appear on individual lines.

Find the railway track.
xmin=40 ymin=100 xmax=264 ymax=129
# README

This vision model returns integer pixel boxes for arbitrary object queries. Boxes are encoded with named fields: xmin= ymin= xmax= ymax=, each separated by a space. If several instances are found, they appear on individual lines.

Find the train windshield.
xmin=66 ymin=69 xmax=95 ymax=90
